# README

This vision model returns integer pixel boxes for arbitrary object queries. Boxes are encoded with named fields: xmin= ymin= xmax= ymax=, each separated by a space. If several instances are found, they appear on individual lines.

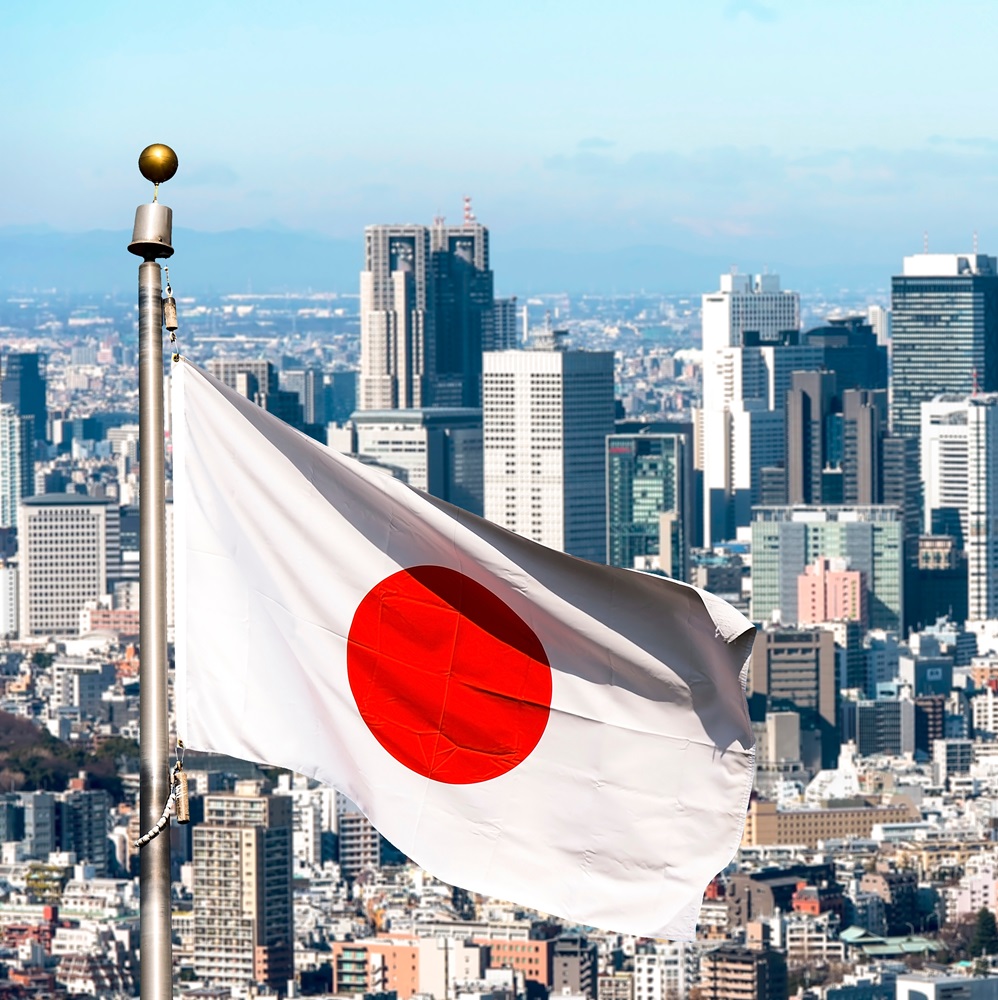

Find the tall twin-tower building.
xmin=359 ymin=219 xmax=514 ymax=410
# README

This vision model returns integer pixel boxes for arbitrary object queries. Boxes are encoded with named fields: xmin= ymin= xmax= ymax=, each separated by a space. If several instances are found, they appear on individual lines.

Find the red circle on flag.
xmin=347 ymin=565 xmax=552 ymax=785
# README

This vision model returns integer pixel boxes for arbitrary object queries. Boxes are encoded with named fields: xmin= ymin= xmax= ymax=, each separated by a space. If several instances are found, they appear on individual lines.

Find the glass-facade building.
xmin=606 ymin=430 xmax=691 ymax=580
xmin=891 ymin=253 xmax=998 ymax=441
xmin=750 ymin=505 xmax=903 ymax=632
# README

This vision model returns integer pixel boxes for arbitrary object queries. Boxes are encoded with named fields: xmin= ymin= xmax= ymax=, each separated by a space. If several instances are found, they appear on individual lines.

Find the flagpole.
xmin=129 ymin=143 xmax=179 ymax=1000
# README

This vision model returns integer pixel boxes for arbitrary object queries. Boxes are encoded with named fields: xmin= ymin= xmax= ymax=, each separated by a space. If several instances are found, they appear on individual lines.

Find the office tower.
xmin=57 ymin=787 xmax=111 ymax=875
xmin=431 ymin=220 xmax=494 ymax=406
xmin=17 ymin=495 xmax=120 ymax=638
xmin=0 ymin=404 xmax=33 ymax=529
xmin=699 ymin=273 xmax=805 ymax=545
xmin=206 ymin=358 xmax=303 ymax=429
xmin=18 ymin=791 xmax=56 ymax=859
xmin=891 ymin=252 xmax=998 ymax=442
xmin=325 ymin=370 xmax=358 ymax=425
xmin=491 ymin=296 xmax=520 ymax=350
xmin=785 ymin=370 xmax=839 ymax=505
xmin=842 ymin=389 xmax=887 ymax=505
xmin=0 ymin=564 xmax=15 ymax=638
xmin=751 ymin=506 xmax=903 ymax=632
xmin=360 ymin=225 xmax=433 ymax=410
xmin=921 ymin=393 xmax=998 ymax=620
xmin=280 ymin=367 xmax=326 ymax=427
xmin=913 ymin=535 xmax=968 ymax=630
xmin=867 ymin=304 xmax=891 ymax=347
xmin=606 ymin=426 xmax=692 ymax=580
xmin=483 ymin=340 xmax=615 ymax=563
xmin=701 ymin=273 xmax=800 ymax=353
xmin=0 ymin=352 xmax=47 ymax=443
xmin=801 ymin=316 xmax=888 ymax=393
xmin=193 ymin=782 xmax=293 ymax=993
xmin=851 ymin=697 xmax=916 ymax=757
xmin=351 ymin=407 xmax=484 ymax=515
xmin=749 ymin=624 xmax=837 ymax=768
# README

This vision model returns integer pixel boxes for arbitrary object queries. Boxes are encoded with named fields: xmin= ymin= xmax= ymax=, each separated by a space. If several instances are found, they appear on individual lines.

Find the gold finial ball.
xmin=138 ymin=144 xmax=178 ymax=185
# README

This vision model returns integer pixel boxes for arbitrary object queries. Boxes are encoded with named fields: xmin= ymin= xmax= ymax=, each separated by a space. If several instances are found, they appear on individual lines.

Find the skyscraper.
xmin=699 ymin=273 xmax=804 ymax=545
xmin=891 ymin=252 xmax=998 ymax=442
xmin=0 ymin=352 xmax=47 ymax=443
xmin=430 ymin=220 xmax=494 ymax=407
xmin=606 ymin=427 xmax=692 ymax=580
xmin=359 ymin=225 xmax=433 ymax=410
xmin=483 ymin=336 xmax=615 ymax=563
xmin=921 ymin=393 xmax=998 ymax=621
xmin=0 ymin=404 xmax=34 ymax=530
xmin=193 ymin=782 xmax=294 ymax=993
xmin=17 ymin=495 xmax=120 ymax=637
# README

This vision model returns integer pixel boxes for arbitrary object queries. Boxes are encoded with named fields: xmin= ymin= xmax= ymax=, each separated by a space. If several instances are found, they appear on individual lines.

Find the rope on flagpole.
xmin=134 ymin=750 xmax=190 ymax=848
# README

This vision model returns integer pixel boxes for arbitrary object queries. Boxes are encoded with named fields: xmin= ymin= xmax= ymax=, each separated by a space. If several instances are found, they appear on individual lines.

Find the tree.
xmin=970 ymin=907 xmax=998 ymax=957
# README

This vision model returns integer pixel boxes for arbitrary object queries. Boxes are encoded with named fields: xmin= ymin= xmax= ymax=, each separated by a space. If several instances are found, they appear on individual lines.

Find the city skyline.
xmin=2 ymin=1 xmax=998 ymax=290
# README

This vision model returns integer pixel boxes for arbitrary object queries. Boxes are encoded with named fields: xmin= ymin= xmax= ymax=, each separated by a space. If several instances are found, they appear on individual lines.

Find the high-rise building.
xmin=57 ymin=787 xmax=111 ymax=875
xmin=192 ymin=782 xmax=294 ymax=993
xmin=699 ymin=273 xmax=805 ymax=545
xmin=891 ymin=252 xmax=998 ymax=442
xmin=921 ymin=393 xmax=998 ymax=620
xmin=206 ymin=358 xmax=303 ymax=429
xmin=430 ymin=220 xmax=494 ymax=406
xmin=701 ymin=273 xmax=800 ymax=354
xmin=280 ymin=367 xmax=326 ymax=427
xmin=0 ymin=352 xmax=47 ymax=443
xmin=606 ymin=426 xmax=692 ymax=580
xmin=483 ymin=339 xmax=615 ymax=563
xmin=351 ymin=408 xmax=484 ymax=515
xmin=360 ymin=225 xmax=433 ymax=410
xmin=748 ymin=624 xmax=838 ymax=768
xmin=491 ymin=296 xmax=520 ymax=351
xmin=751 ymin=506 xmax=903 ymax=632
xmin=0 ymin=404 xmax=34 ymax=530
xmin=17 ymin=495 xmax=120 ymax=638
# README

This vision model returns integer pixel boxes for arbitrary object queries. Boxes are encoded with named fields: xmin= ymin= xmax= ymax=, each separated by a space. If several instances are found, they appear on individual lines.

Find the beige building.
xmin=192 ymin=781 xmax=293 ymax=993
xmin=742 ymin=798 xmax=919 ymax=848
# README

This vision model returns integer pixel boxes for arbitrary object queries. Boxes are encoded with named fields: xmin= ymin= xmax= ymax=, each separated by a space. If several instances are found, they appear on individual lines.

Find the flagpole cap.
xmin=138 ymin=144 xmax=179 ymax=185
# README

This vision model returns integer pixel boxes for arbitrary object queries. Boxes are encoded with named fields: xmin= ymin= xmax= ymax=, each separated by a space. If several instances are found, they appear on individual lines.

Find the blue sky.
xmin=3 ymin=0 xmax=997 ymax=272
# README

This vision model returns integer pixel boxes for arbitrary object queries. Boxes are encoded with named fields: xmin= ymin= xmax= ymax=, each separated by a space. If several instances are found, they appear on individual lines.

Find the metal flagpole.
xmin=129 ymin=143 xmax=179 ymax=1000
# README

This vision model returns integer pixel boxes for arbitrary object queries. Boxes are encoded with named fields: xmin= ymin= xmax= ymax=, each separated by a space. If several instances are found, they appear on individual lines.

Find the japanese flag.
xmin=172 ymin=359 xmax=756 ymax=940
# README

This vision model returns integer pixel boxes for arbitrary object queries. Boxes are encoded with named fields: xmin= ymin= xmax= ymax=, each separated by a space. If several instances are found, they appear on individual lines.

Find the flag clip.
xmin=133 ymin=759 xmax=188 ymax=848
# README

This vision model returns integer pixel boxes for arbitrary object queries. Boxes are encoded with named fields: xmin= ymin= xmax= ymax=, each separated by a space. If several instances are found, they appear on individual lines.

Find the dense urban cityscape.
xmin=1 ymin=212 xmax=997 ymax=1000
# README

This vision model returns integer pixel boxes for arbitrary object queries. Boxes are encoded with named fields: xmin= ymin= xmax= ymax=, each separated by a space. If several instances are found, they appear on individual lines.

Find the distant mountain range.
xmin=0 ymin=226 xmax=888 ymax=297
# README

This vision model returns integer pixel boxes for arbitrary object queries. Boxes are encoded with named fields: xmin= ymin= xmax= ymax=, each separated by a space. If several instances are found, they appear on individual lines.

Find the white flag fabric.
xmin=172 ymin=359 xmax=756 ymax=940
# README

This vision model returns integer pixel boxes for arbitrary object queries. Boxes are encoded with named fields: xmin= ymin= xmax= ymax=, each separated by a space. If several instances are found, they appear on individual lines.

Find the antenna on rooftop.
xmin=923 ymin=231 xmax=929 ymax=254
xmin=463 ymin=195 xmax=476 ymax=224
xmin=974 ymin=231 xmax=979 ymax=254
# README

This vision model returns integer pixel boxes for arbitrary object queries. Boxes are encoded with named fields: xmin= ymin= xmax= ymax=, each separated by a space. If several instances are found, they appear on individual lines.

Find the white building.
xmin=701 ymin=273 xmax=800 ymax=354
xmin=699 ymin=273 xmax=803 ymax=546
xmin=360 ymin=225 xmax=432 ymax=410
xmin=0 ymin=404 xmax=33 ymax=530
xmin=351 ymin=408 xmax=483 ymax=515
xmin=633 ymin=942 xmax=697 ymax=1000
xmin=483 ymin=341 xmax=615 ymax=563
xmin=921 ymin=393 xmax=998 ymax=620
xmin=17 ymin=495 xmax=120 ymax=638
